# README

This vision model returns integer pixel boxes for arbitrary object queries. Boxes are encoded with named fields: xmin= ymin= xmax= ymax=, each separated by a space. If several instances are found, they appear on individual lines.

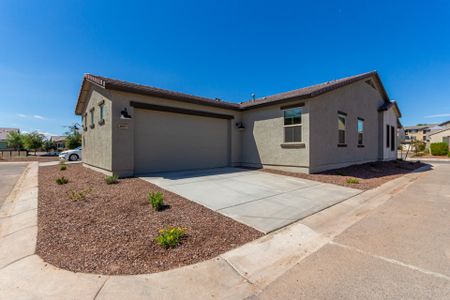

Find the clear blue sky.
xmin=1 ymin=1 xmax=450 ymax=136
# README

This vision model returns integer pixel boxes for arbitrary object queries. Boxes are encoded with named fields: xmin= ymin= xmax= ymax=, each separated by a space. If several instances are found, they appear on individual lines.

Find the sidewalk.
xmin=0 ymin=162 xmax=431 ymax=299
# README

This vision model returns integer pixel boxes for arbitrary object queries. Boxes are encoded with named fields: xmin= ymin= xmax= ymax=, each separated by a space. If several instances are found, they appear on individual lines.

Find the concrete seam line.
xmin=2 ymin=162 xmax=32 ymax=205
xmin=0 ymin=207 xmax=37 ymax=219
xmin=221 ymin=257 xmax=257 ymax=287
xmin=0 ymin=224 xmax=37 ymax=239
xmin=330 ymin=241 xmax=450 ymax=282
xmin=0 ymin=253 xmax=35 ymax=271
xmin=93 ymin=277 xmax=110 ymax=300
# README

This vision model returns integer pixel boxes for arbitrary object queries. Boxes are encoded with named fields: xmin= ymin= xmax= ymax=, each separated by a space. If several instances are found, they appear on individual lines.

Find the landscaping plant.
xmin=346 ymin=178 xmax=360 ymax=184
xmin=155 ymin=226 xmax=186 ymax=248
xmin=148 ymin=191 xmax=164 ymax=211
xmin=68 ymin=189 xmax=89 ymax=201
xmin=60 ymin=165 xmax=67 ymax=171
xmin=430 ymin=142 xmax=449 ymax=156
xmin=105 ymin=175 xmax=119 ymax=185
xmin=56 ymin=176 xmax=69 ymax=185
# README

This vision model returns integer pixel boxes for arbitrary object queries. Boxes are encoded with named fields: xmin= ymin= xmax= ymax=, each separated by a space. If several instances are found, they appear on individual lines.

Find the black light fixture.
xmin=120 ymin=108 xmax=132 ymax=119
xmin=235 ymin=121 xmax=245 ymax=130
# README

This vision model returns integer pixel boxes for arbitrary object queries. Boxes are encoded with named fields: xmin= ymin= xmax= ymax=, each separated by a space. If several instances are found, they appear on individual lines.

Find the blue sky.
xmin=1 ymin=1 xmax=450 ymax=136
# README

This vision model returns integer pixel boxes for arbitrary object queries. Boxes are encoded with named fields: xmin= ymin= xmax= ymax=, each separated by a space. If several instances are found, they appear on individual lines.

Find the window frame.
xmin=89 ymin=108 xmax=95 ymax=129
xmin=357 ymin=117 xmax=364 ymax=146
xmin=386 ymin=124 xmax=390 ymax=148
xmin=283 ymin=107 xmax=302 ymax=143
xmin=338 ymin=111 xmax=347 ymax=146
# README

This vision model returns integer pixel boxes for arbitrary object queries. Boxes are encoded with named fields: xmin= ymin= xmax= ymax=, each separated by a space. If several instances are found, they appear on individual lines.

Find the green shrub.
xmin=56 ymin=176 xmax=69 ymax=185
xmin=59 ymin=160 xmax=66 ymax=165
xmin=148 ymin=192 xmax=164 ymax=211
xmin=60 ymin=165 xmax=67 ymax=171
xmin=155 ymin=227 xmax=186 ymax=248
xmin=68 ymin=189 xmax=90 ymax=201
xmin=346 ymin=178 xmax=360 ymax=184
xmin=430 ymin=143 xmax=449 ymax=156
xmin=105 ymin=175 xmax=119 ymax=185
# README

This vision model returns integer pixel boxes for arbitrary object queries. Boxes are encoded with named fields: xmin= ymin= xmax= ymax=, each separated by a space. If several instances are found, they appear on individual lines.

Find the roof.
xmin=404 ymin=124 xmax=439 ymax=131
xmin=75 ymin=71 xmax=392 ymax=115
xmin=0 ymin=128 xmax=19 ymax=140
xmin=378 ymin=100 xmax=402 ymax=118
xmin=439 ymin=120 xmax=450 ymax=127
xmin=428 ymin=126 xmax=450 ymax=137
xmin=50 ymin=136 xmax=66 ymax=142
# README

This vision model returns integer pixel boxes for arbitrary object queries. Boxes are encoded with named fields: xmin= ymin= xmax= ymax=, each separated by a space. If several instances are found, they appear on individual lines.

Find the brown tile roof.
xmin=75 ymin=71 xmax=390 ymax=115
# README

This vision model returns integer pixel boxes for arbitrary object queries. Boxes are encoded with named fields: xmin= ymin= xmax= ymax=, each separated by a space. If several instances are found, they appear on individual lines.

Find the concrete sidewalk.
xmin=0 ymin=162 xmax=433 ymax=299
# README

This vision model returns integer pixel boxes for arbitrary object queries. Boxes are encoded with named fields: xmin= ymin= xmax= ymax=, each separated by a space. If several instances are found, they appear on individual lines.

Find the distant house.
xmin=403 ymin=122 xmax=448 ymax=142
xmin=0 ymin=128 xmax=20 ymax=150
xmin=428 ymin=127 xmax=450 ymax=146
xmin=75 ymin=71 xmax=402 ymax=177
xmin=50 ymin=136 xmax=66 ymax=150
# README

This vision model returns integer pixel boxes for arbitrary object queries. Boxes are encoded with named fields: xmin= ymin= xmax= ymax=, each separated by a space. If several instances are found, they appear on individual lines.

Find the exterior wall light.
xmin=120 ymin=108 xmax=132 ymax=119
xmin=235 ymin=122 xmax=245 ymax=130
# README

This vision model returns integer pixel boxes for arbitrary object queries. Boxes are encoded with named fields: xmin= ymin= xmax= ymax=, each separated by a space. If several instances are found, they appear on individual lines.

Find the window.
xmin=338 ymin=112 xmax=346 ymax=145
xmin=90 ymin=108 xmax=95 ymax=128
xmin=357 ymin=118 xmax=364 ymax=145
xmin=98 ymin=103 xmax=105 ymax=125
xmin=83 ymin=113 xmax=87 ymax=129
xmin=283 ymin=107 xmax=302 ymax=143
xmin=386 ymin=124 xmax=390 ymax=148
xmin=391 ymin=126 xmax=395 ymax=151
xmin=99 ymin=104 xmax=104 ymax=121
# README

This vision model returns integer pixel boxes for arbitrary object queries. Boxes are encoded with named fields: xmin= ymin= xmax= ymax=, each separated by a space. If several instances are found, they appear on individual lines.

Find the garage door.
xmin=134 ymin=108 xmax=230 ymax=174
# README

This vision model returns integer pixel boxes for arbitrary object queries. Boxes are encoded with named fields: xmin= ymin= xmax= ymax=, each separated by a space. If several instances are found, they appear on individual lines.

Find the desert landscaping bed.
xmin=37 ymin=164 xmax=262 ymax=275
xmin=263 ymin=160 xmax=426 ymax=190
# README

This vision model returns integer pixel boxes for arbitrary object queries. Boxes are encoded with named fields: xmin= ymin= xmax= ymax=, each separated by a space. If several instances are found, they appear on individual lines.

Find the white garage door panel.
xmin=134 ymin=109 xmax=230 ymax=174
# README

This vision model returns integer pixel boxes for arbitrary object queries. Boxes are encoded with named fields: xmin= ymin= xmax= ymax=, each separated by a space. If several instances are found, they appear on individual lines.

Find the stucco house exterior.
xmin=428 ymin=127 xmax=450 ymax=146
xmin=0 ymin=128 xmax=20 ymax=150
xmin=75 ymin=71 xmax=401 ymax=177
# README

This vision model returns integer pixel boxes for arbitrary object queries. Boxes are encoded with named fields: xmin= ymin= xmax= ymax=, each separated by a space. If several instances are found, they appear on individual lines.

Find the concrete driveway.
xmin=141 ymin=168 xmax=361 ymax=233
xmin=0 ymin=162 xmax=28 ymax=209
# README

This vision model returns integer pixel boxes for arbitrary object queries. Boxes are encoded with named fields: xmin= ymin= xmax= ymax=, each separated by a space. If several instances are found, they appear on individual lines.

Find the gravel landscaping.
xmin=36 ymin=164 xmax=262 ymax=275
xmin=263 ymin=160 xmax=426 ymax=190
xmin=0 ymin=156 xmax=58 ymax=162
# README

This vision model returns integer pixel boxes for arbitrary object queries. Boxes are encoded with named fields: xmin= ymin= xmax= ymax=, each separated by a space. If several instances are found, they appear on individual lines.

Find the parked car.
xmin=59 ymin=146 xmax=82 ymax=161
xmin=41 ymin=151 xmax=60 ymax=156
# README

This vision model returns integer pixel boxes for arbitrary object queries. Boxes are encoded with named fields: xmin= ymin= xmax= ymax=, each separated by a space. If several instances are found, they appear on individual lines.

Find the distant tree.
xmin=22 ymin=131 xmax=44 ymax=155
xmin=64 ymin=123 xmax=82 ymax=149
xmin=416 ymin=123 xmax=427 ymax=126
xmin=5 ymin=131 xmax=23 ymax=150
xmin=42 ymin=139 xmax=56 ymax=152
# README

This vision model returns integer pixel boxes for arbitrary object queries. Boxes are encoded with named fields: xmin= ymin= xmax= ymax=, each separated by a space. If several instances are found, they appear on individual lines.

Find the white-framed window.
xmin=358 ymin=118 xmax=364 ymax=145
xmin=338 ymin=112 xmax=347 ymax=145
xmin=283 ymin=107 xmax=302 ymax=143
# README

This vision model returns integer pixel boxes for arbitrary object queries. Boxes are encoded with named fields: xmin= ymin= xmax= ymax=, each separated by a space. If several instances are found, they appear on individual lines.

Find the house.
xmin=49 ymin=136 xmax=66 ymax=151
xmin=75 ymin=71 xmax=401 ymax=177
xmin=0 ymin=128 xmax=20 ymax=150
xmin=402 ymin=121 xmax=450 ymax=144
xmin=428 ymin=127 xmax=450 ymax=146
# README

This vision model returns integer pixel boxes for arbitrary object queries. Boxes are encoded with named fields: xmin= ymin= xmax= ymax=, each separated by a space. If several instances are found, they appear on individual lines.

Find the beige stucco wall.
xmin=81 ymin=85 xmax=113 ymax=171
xmin=239 ymin=101 xmax=310 ymax=173
xmin=382 ymin=107 xmax=398 ymax=160
xmin=109 ymin=90 xmax=242 ymax=177
xmin=308 ymin=79 xmax=385 ymax=173
xmin=429 ymin=128 xmax=450 ymax=144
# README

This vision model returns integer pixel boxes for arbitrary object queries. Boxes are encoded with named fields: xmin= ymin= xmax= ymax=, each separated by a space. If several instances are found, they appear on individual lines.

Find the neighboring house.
xmin=0 ymin=128 xmax=20 ymax=150
xmin=75 ymin=71 xmax=401 ymax=177
xmin=50 ymin=136 xmax=66 ymax=151
xmin=402 ymin=121 xmax=450 ymax=144
xmin=428 ymin=127 xmax=450 ymax=146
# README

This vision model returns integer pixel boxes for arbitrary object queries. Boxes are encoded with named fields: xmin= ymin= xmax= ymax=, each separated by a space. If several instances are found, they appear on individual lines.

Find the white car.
xmin=59 ymin=146 xmax=82 ymax=161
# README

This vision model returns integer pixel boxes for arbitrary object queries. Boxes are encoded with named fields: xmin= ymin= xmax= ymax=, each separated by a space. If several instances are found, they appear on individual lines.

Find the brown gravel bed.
xmin=37 ymin=164 xmax=262 ymax=275
xmin=263 ymin=160 xmax=426 ymax=190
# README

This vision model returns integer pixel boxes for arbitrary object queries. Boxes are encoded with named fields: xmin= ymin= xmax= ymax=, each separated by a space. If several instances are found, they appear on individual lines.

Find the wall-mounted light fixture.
xmin=120 ymin=108 xmax=132 ymax=119
xmin=235 ymin=121 xmax=245 ymax=130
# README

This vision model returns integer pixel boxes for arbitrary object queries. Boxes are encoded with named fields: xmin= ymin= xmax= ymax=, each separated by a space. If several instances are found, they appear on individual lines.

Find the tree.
xmin=22 ymin=131 xmax=44 ymax=155
xmin=64 ymin=123 xmax=82 ymax=149
xmin=42 ymin=139 xmax=56 ymax=152
xmin=6 ymin=131 xmax=23 ymax=150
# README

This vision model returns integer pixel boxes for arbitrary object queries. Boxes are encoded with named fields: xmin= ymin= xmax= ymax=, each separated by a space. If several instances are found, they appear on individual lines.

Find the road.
xmin=252 ymin=162 xmax=450 ymax=299
xmin=0 ymin=162 xmax=27 ymax=209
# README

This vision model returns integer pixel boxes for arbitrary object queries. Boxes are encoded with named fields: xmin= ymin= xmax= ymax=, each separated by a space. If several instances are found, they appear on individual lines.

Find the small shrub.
xmin=430 ymin=142 xmax=449 ymax=156
xmin=335 ymin=171 xmax=345 ymax=176
xmin=60 ymin=165 xmax=67 ymax=171
xmin=105 ymin=175 xmax=119 ymax=185
xmin=346 ymin=178 xmax=360 ymax=184
xmin=155 ymin=227 xmax=186 ymax=248
xmin=148 ymin=192 xmax=164 ymax=211
xmin=59 ymin=160 xmax=66 ymax=165
xmin=68 ymin=188 xmax=90 ymax=201
xmin=56 ymin=176 xmax=69 ymax=185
